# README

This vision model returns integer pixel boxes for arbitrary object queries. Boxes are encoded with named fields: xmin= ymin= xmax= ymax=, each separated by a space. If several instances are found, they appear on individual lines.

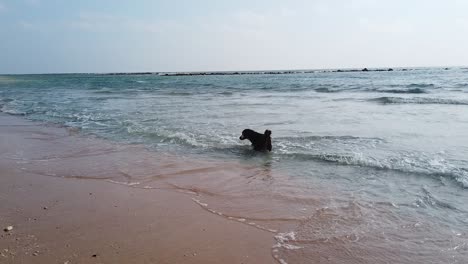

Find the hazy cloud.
xmin=19 ymin=20 xmax=33 ymax=29
xmin=205 ymin=7 xmax=296 ymax=35
xmin=69 ymin=12 xmax=184 ymax=33
xmin=18 ymin=20 xmax=40 ymax=30
xmin=359 ymin=18 xmax=415 ymax=34
xmin=456 ymin=18 xmax=468 ymax=30
xmin=24 ymin=0 xmax=41 ymax=6
xmin=232 ymin=7 xmax=295 ymax=27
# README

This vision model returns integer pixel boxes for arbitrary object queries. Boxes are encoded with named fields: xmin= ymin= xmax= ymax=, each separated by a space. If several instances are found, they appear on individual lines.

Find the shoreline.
xmin=0 ymin=114 xmax=276 ymax=263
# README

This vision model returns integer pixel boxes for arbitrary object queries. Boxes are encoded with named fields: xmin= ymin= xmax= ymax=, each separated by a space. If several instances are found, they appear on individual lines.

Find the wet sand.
xmin=0 ymin=114 xmax=275 ymax=263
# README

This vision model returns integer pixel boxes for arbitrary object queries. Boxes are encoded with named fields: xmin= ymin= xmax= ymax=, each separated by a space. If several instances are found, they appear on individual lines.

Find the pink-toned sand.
xmin=0 ymin=114 xmax=275 ymax=263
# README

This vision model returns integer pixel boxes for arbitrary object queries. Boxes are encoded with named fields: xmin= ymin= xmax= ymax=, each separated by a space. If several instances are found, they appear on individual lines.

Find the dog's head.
xmin=239 ymin=129 xmax=271 ymax=140
xmin=239 ymin=129 xmax=255 ymax=140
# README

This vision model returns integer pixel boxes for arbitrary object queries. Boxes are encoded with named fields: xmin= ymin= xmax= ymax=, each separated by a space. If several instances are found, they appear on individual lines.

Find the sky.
xmin=0 ymin=0 xmax=467 ymax=74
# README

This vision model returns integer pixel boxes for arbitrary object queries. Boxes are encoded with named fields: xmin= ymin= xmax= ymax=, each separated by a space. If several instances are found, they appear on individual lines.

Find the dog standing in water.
xmin=239 ymin=129 xmax=272 ymax=152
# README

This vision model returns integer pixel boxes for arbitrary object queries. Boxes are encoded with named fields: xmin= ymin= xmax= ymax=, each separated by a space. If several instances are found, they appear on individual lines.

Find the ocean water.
xmin=1 ymin=68 xmax=468 ymax=263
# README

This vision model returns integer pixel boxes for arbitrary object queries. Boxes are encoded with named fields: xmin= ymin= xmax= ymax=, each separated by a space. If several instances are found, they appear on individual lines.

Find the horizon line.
xmin=1 ymin=65 xmax=466 ymax=76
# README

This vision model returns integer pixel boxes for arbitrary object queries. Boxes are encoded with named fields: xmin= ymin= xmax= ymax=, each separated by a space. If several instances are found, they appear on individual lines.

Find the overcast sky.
xmin=1 ymin=0 xmax=467 ymax=74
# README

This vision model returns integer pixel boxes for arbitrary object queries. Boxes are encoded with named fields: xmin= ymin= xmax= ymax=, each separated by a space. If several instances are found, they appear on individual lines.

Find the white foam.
xmin=273 ymin=231 xmax=303 ymax=250
xmin=191 ymin=198 xmax=208 ymax=207
xmin=295 ymin=151 xmax=468 ymax=188
xmin=275 ymin=231 xmax=297 ymax=243
xmin=106 ymin=180 xmax=140 ymax=186
xmin=189 ymin=198 xmax=278 ymax=234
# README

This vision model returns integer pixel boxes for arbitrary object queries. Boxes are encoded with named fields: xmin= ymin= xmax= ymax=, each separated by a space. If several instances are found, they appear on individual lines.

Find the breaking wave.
xmin=406 ymin=83 xmax=436 ymax=89
xmin=376 ymin=88 xmax=427 ymax=94
xmin=120 ymin=127 xmax=468 ymax=188
xmin=314 ymin=87 xmax=342 ymax=93
xmin=278 ymin=151 xmax=468 ymax=188
xmin=371 ymin=97 xmax=468 ymax=105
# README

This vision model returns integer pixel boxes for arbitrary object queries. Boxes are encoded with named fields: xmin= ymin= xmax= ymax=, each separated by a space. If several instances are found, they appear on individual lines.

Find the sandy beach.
xmin=2 ymin=0 xmax=468 ymax=262
xmin=0 ymin=114 xmax=275 ymax=263
xmin=2 ymin=67 xmax=468 ymax=263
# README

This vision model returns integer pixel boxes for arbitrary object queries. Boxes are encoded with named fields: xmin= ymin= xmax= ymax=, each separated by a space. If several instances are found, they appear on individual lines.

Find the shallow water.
xmin=1 ymin=68 xmax=468 ymax=263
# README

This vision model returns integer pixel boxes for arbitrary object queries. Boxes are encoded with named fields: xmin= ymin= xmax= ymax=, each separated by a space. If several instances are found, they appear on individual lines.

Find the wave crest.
xmin=280 ymin=151 xmax=468 ymax=188
xmin=372 ymin=97 xmax=468 ymax=105
xmin=377 ymin=88 xmax=427 ymax=94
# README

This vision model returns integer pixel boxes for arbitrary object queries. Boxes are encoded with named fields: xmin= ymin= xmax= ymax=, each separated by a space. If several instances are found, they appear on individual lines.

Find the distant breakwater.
xmin=100 ymin=67 xmax=447 ymax=77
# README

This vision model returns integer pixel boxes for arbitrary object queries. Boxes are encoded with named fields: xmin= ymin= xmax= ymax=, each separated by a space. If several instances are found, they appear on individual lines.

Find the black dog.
xmin=239 ymin=129 xmax=272 ymax=152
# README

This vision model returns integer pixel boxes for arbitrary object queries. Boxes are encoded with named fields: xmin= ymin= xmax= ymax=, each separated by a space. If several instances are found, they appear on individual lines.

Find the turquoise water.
xmin=1 ymin=68 xmax=468 ymax=263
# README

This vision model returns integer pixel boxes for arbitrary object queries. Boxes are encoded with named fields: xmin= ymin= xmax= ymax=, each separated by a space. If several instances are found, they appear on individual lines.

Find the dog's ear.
xmin=264 ymin=130 xmax=271 ymax=136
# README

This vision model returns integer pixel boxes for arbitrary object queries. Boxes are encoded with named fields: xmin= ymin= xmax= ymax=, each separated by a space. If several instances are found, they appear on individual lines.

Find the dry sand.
xmin=0 ymin=114 xmax=275 ymax=263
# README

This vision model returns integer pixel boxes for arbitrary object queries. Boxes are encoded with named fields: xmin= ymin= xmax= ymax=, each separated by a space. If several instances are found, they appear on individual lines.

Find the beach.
xmin=1 ymin=69 xmax=468 ymax=263
xmin=2 ymin=0 xmax=468 ymax=262
xmin=0 ymin=114 xmax=275 ymax=263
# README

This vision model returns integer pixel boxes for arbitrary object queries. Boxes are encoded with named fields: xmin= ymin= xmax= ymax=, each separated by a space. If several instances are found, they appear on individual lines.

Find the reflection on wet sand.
xmin=1 ymin=114 xmax=468 ymax=264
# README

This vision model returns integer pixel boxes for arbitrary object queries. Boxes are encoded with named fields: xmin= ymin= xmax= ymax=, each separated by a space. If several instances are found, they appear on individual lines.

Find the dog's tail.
xmin=265 ymin=130 xmax=272 ymax=151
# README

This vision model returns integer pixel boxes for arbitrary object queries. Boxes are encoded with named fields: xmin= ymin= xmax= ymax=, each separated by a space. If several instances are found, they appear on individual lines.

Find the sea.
xmin=1 ymin=67 xmax=468 ymax=263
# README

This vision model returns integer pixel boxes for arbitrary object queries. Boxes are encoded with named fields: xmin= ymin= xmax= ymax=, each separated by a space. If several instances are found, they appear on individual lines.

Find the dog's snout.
xmin=239 ymin=135 xmax=245 ymax=140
